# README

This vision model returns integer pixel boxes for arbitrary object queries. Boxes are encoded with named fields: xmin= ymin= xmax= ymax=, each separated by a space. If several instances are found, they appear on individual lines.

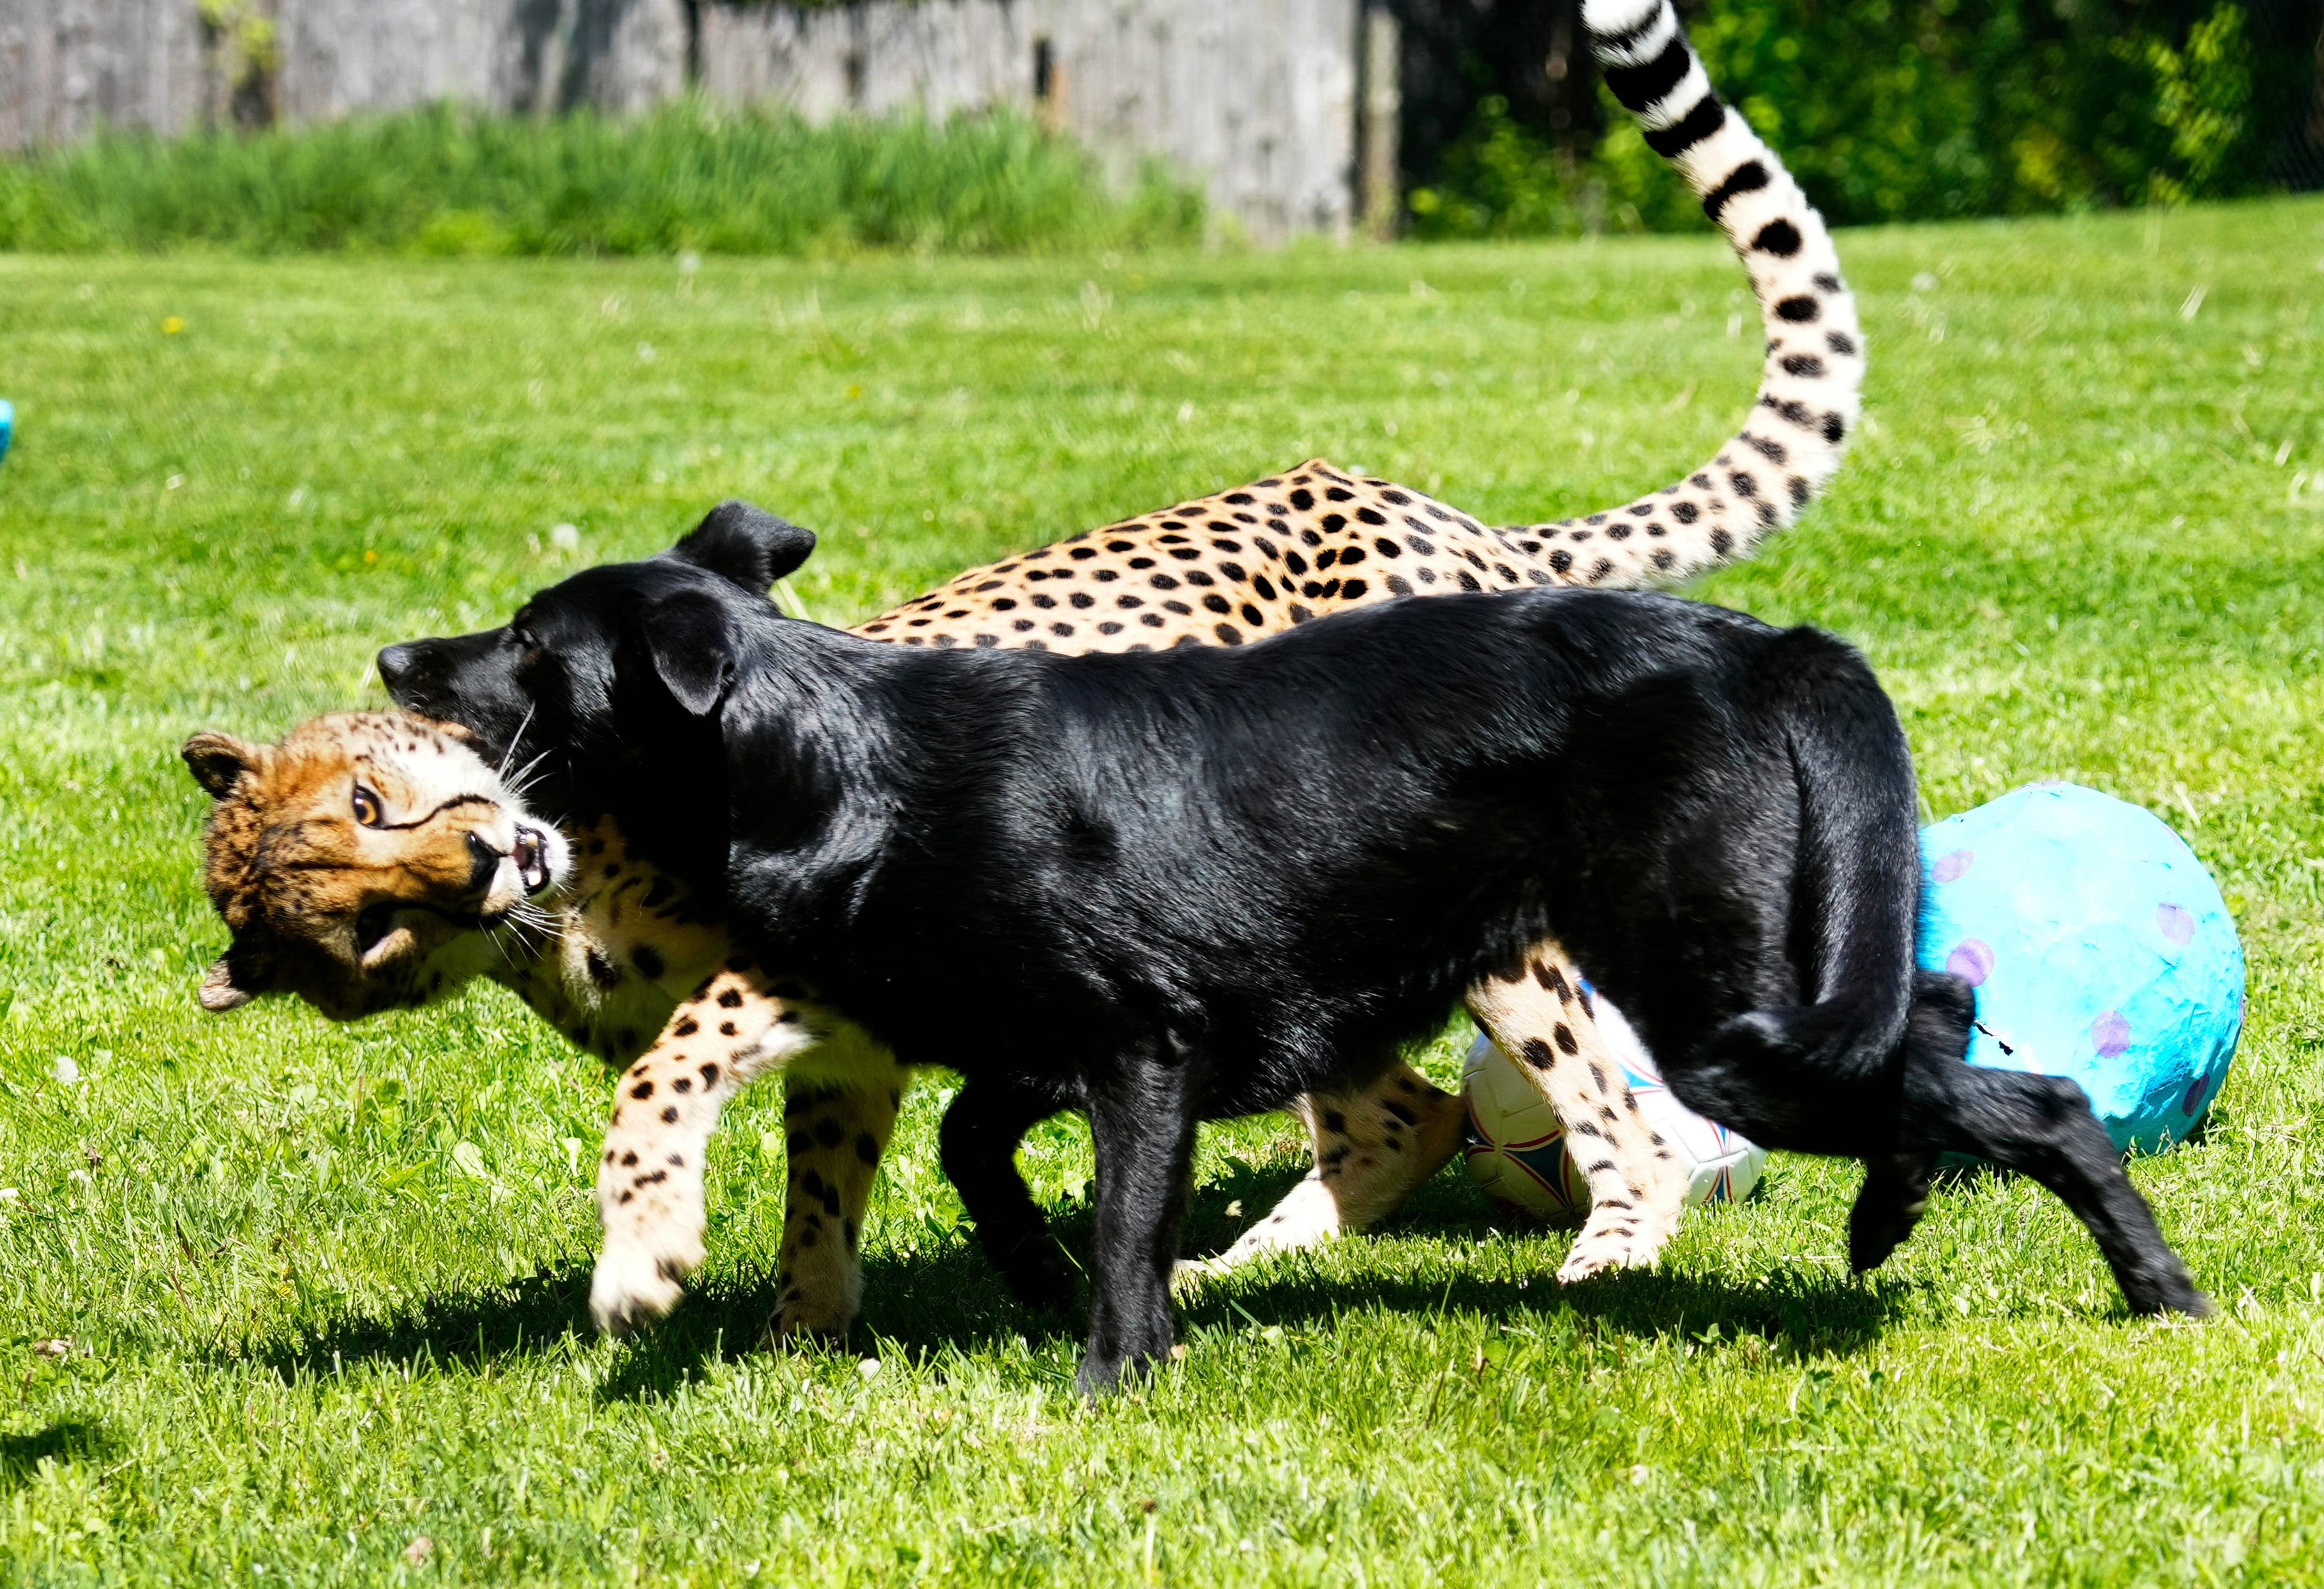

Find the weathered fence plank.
xmin=0 ymin=0 xmax=1359 ymax=237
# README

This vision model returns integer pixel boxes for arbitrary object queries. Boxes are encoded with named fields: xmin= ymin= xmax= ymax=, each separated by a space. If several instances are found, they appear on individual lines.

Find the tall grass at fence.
xmin=0 ymin=99 xmax=1206 ymax=257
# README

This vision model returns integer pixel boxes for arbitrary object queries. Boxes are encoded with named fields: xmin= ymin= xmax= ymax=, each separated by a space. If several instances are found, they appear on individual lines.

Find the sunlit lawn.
xmin=1 ymin=196 xmax=2321 ymax=1585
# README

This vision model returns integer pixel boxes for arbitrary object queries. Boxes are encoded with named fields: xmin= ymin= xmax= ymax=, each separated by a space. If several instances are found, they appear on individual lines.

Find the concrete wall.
xmin=0 ymin=0 xmax=1359 ymax=237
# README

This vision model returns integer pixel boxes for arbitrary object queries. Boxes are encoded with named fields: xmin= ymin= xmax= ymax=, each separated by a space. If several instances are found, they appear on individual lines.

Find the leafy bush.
xmin=1408 ymin=0 xmax=2311 ymax=237
xmin=0 ymin=99 xmax=1204 ymax=256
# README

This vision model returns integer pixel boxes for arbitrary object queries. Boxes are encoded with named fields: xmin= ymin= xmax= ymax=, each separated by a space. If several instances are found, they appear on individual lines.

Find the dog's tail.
xmin=1691 ymin=630 xmax=2208 ymax=1316
xmin=1512 ymin=0 xmax=1863 ymax=589
xmin=1668 ymin=627 xmax=1937 ymax=1150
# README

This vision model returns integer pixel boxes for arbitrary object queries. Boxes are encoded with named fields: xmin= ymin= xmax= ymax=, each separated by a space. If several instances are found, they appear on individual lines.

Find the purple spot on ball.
xmin=2181 ymin=1077 xmax=2208 ymax=1116
xmin=1945 ymin=939 xmax=1993 ymax=987
xmin=2157 ymin=902 xmax=2195 ymax=946
xmin=2092 ymin=1010 xmax=2131 ymax=1058
xmin=1932 ymin=848 xmax=1974 ymax=884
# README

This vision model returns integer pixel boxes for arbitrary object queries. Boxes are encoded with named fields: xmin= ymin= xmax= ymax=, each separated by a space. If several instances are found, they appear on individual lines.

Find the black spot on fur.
xmin=1647 ymin=92 xmax=1725 ymax=158
xmin=1752 ymin=218 xmax=1803 ymax=256
xmin=1699 ymin=155 xmax=1766 ymax=220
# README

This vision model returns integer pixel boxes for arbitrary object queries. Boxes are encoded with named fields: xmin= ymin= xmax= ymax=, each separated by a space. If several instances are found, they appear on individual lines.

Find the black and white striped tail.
xmin=1517 ymin=0 xmax=1864 ymax=586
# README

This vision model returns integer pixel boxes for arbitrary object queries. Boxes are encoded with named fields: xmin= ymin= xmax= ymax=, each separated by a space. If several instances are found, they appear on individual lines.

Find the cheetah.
xmin=188 ymin=0 xmax=1862 ymax=1339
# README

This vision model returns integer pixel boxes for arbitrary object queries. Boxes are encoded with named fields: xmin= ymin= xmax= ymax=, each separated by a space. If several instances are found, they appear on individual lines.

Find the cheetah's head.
xmin=182 ymin=711 xmax=570 ymax=1018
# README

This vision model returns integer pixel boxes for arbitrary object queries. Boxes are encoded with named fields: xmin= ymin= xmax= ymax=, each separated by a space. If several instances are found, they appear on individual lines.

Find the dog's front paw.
xmin=589 ymin=1237 xmax=700 ymax=1336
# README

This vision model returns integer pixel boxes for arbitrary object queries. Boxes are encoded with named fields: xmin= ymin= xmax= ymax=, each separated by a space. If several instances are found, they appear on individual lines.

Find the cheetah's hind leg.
xmin=1185 ymin=1060 xmax=1466 ymax=1280
xmin=1466 ymin=948 xmax=1690 ymax=1283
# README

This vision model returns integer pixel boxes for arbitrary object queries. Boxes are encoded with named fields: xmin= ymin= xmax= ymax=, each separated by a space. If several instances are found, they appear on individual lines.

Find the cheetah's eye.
xmin=351 ymin=784 xmax=384 ymax=827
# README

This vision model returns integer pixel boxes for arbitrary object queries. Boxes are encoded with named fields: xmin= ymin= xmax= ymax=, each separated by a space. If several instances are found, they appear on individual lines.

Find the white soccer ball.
xmin=1461 ymin=994 xmax=1767 ymax=1219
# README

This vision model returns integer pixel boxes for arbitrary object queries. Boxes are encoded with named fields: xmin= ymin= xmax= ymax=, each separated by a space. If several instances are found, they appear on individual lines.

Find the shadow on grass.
xmin=1 ymin=1420 xmax=114 ymax=1490
xmin=229 ymin=1160 xmax=1909 ymax=1394
xmin=229 ymin=1264 xmax=601 ymax=1387
xmin=1178 ymin=1164 xmax=1910 ymax=1361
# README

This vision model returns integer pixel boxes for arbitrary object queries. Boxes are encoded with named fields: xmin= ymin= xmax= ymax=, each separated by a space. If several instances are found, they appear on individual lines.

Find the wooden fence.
xmin=0 ymin=0 xmax=1384 ymax=239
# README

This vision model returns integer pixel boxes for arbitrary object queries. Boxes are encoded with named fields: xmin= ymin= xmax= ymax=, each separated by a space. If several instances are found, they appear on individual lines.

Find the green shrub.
xmin=1408 ymin=0 xmax=2304 ymax=237
xmin=0 ymin=99 xmax=1205 ymax=256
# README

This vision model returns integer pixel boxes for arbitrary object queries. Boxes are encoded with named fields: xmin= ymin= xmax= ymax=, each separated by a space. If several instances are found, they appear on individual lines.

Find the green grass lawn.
xmin=2 ymin=197 xmax=2321 ymax=1586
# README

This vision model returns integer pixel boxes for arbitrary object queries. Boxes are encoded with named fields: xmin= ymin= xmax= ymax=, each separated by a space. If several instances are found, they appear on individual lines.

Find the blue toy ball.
xmin=1919 ymin=782 xmax=2243 ymax=1156
xmin=0 ymin=399 xmax=13 ymax=466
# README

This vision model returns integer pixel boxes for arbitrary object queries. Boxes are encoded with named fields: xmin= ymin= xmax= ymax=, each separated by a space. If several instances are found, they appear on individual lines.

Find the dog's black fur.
xmin=380 ymin=504 xmax=2207 ymax=1387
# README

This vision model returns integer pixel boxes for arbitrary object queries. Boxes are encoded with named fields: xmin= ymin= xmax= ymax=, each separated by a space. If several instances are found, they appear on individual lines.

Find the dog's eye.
xmin=351 ymin=784 xmax=384 ymax=826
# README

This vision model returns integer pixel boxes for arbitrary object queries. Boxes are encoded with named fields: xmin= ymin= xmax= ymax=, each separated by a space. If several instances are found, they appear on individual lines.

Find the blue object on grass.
xmin=0 ymin=399 xmax=13 ymax=465
xmin=1919 ymin=782 xmax=2243 ymax=1157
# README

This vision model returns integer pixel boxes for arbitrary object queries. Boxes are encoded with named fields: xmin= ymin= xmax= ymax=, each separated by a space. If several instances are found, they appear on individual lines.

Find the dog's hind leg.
xmin=1863 ymin=970 xmax=2205 ymax=1315
xmin=1195 ymin=1063 xmax=1465 ymax=1276
xmin=1467 ymin=946 xmax=1691 ymax=1283
xmin=941 ymin=1077 xmax=1075 ymax=1313
xmin=770 ymin=1040 xmax=911 ymax=1341
xmin=1847 ymin=1150 xmax=1937 ymax=1275
xmin=588 ymin=964 xmax=885 ymax=1336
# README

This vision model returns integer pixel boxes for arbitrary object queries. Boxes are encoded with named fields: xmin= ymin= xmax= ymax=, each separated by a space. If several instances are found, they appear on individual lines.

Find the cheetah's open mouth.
xmin=354 ymin=904 xmax=395 ymax=956
xmin=514 ymin=825 xmax=553 ymax=894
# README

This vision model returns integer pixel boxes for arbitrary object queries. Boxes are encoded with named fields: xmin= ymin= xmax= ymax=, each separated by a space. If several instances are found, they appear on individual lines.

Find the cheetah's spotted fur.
xmin=590 ymin=0 xmax=1868 ymax=1336
xmin=195 ymin=0 xmax=1861 ymax=1343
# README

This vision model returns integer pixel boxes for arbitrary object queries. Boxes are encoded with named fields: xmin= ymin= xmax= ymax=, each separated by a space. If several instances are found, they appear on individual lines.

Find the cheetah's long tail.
xmin=1513 ymin=0 xmax=1863 ymax=588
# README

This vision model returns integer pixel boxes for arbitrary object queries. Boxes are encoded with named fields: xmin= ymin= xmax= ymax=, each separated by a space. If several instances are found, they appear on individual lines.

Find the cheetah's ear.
xmin=415 ymin=716 xmax=482 ymax=747
xmin=182 ymin=731 xmax=261 ymax=800
xmin=669 ymin=500 xmax=816 ymax=594
xmin=198 ymin=936 xmax=275 ymax=1013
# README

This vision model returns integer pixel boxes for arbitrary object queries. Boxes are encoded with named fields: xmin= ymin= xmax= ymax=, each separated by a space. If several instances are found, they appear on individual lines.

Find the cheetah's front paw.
xmin=589 ymin=1233 xmax=702 ymax=1337
xmin=1204 ymin=1175 xmax=1344 ymax=1272
xmin=1555 ymin=1205 xmax=1676 ymax=1284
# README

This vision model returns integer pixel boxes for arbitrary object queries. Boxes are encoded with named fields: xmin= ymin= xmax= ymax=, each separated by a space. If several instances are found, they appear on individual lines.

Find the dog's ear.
xmin=670 ymin=500 xmax=816 ymax=593
xmin=198 ymin=932 xmax=275 ymax=1012
xmin=633 ymin=588 xmax=737 ymax=718
xmin=182 ymin=731 xmax=260 ymax=799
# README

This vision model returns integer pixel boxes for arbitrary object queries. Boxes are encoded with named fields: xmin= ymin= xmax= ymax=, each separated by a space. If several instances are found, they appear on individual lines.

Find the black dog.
xmin=380 ymin=504 xmax=2206 ymax=1387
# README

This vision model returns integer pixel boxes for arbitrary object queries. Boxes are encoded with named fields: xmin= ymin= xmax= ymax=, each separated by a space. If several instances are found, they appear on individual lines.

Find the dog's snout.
xmin=465 ymin=829 xmax=502 ymax=894
xmin=376 ymin=643 xmax=420 ymax=701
